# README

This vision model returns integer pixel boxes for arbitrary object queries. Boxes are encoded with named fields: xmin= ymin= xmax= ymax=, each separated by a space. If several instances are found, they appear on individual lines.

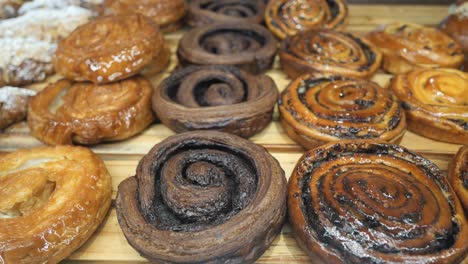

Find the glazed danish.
xmin=289 ymin=141 xmax=468 ymax=264
xmin=0 ymin=146 xmax=112 ymax=264
xmin=449 ymin=146 xmax=468 ymax=214
xmin=116 ymin=131 xmax=287 ymax=263
xmin=0 ymin=86 xmax=36 ymax=130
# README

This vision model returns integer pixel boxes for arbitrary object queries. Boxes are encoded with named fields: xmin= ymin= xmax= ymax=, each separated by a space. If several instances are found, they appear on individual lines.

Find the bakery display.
xmin=278 ymin=74 xmax=406 ymax=148
xmin=116 ymin=131 xmax=287 ymax=263
xmin=177 ymin=22 xmax=277 ymax=74
xmin=28 ymin=77 xmax=155 ymax=145
xmin=0 ymin=145 xmax=112 ymax=263
xmin=391 ymin=68 xmax=467 ymax=144
xmin=152 ymin=65 xmax=278 ymax=138
xmin=367 ymin=23 xmax=464 ymax=74
xmin=289 ymin=141 xmax=468 ymax=264
xmin=54 ymin=14 xmax=169 ymax=84
xmin=0 ymin=86 xmax=36 ymax=130
xmin=265 ymin=0 xmax=348 ymax=39
xmin=449 ymin=145 xmax=468 ymax=214
xmin=280 ymin=29 xmax=382 ymax=79
xmin=101 ymin=0 xmax=186 ymax=33
xmin=186 ymin=0 xmax=265 ymax=26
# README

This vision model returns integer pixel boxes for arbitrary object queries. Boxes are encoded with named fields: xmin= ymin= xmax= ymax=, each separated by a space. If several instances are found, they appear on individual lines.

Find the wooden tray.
xmin=0 ymin=4 xmax=462 ymax=264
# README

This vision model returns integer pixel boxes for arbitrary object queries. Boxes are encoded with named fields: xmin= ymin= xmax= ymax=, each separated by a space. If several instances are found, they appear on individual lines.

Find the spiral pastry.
xmin=289 ymin=141 xmax=468 ymax=264
xmin=280 ymin=29 xmax=382 ymax=79
xmin=177 ymin=22 xmax=277 ymax=74
xmin=278 ymin=75 xmax=406 ymax=149
xmin=152 ymin=65 xmax=277 ymax=138
xmin=54 ymin=14 xmax=169 ymax=84
xmin=116 ymin=131 xmax=287 ymax=263
xmin=450 ymin=146 xmax=468 ymax=214
xmin=265 ymin=0 xmax=349 ymax=40
xmin=28 ymin=77 xmax=155 ymax=145
xmin=391 ymin=68 xmax=467 ymax=144
xmin=367 ymin=23 xmax=464 ymax=74
xmin=0 ymin=146 xmax=112 ymax=264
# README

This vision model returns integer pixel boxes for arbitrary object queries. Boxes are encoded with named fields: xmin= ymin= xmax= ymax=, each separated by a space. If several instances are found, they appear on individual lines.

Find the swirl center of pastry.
xmin=201 ymin=30 xmax=264 ymax=54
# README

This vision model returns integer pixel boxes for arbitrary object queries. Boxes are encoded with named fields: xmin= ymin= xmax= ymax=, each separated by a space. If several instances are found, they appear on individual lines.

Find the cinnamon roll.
xmin=177 ymin=22 xmax=277 ymax=74
xmin=265 ymin=0 xmax=348 ymax=39
xmin=0 ymin=145 xmax=112 ymax=264
xmin=449 ymin=146 xmax=468 ymax=214
xmin=0 ymin=86 xmax=36 ymax=130
xmin=152 ymin=65 xmax=278 ymax=138
xmin=367 ymin=23 xmax=464 ymax=74
xmin=280 ymin=29 xmax=382 ymax=79
xmin=116 ymin=131 xmax=287 ymax=263
xmin=289 ymin=141 xmax=468 ymax=264
xmin=28 ymin=77 xmax=155 ymax=145
xmin=391 ymin=68 xmax=467 ymax=144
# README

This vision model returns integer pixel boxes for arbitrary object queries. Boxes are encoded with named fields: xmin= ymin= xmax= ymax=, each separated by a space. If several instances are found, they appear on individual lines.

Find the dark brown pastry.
xmin=265 ymin=0 xmax=348 ymax=39
xmin=449 ymin=146 xmax=468 ymax=214
xmin=177 ymin=22 xmax=278 ymax=74
xmin=289 ymin=141 xmax=468 ymax=264
xmin=116 ymin=131 xmax=287 ymax=263
xmin=367 ymin=23 xmax=464 ymax=74
xmin=0 ymin=87 xmax=36 ymax=130
xmin=54 ymin=14 xmax=169 ymax=84
xmin=391 ymin=68 xmax=467 ymax=144
xmin=440 ymin=2 xmax=468 ymax=53
xmin=152 ymin=65 xmax=278 ymax=138
xmin=280 ymin=29 xmax=382 ymax=79
xmin=278 ymin=74 xmax=406 ymax=149
xmin=28 ymin=76 xmax=155 ymax=145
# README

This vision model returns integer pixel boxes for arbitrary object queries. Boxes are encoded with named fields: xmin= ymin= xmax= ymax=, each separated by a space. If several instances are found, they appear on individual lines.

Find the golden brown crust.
xmin=391 ymin=68 xmax=467 ymax=144
xmin=0 ymin=87 xmax=36 ymax=130
xmin=28 ymin=77 xmax=155 ymax=145
xmin=0 ymin=145 xmax=112 ymax=264
xmin=449 ymin=146 xmax=468 ymax=214
xmin=440 ymin=14 xmax=468 ymax=54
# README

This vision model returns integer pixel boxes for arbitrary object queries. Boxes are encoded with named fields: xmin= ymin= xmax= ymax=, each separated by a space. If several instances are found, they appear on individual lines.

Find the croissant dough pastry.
xmin=0 ymin=86 xmax=36 ymax=130
xmin=152 ymin=65 xmax=278 ymax=138
xmin=116 ymin=131 xmax=287 ymax=263
xmin=280 ymin=29 xmax=382 ymax=79
xmin=391 ymin=68 xmax=467 ymax=144
xmin=449 ymin=146 xmax=468 ymax=214
xmin=440 ymin=2 xmax=468 ymax=54
xmin=289 ymin=141 xmax=468 ymax=264
xmin=367 ymin=23 xmax=464 ymax=74
xmin=28 ymin=77 xmax=155 ymax=145
xmin=0 ymin=146 xmax=112 ymax=264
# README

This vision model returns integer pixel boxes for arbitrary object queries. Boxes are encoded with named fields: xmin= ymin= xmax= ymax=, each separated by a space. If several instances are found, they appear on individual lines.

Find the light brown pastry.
xmin=449 ymin=146 xmax=468 ymax=215
xmin=0 ymin=0 xmax=25 ymax=18
xmin=0 ymin=86 xmax=36 ymax=130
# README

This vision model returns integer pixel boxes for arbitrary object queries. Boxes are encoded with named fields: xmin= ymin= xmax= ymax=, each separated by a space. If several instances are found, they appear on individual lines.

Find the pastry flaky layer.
xmin=288 ymin=141 xmax=468 ymax=264
xmin=54 ymin=14 xmax=169 ymax=84
xmin=367 ymin=23 xmax=464 ymax=74
xmin=152 ymin=65 xmax=278 ymax=138
xmin=116 ymin=131 xmax=287 ymax=263
xmin=28 ymin=76 xmax=155 ymax=145
xmin=278 ymin=74 xmax=406 ymax=149
xmin=280 ymin=29 xmax=382 ymax=79
xmin=0 ymin=146 xmax=112 ymax=264
xmin=265 ymin=0 xmax=348 ymax=40
xmin=391 ymin=68 xmax=467 ymax=144
xmin=449 ymin=146 xmax=468 ymax=214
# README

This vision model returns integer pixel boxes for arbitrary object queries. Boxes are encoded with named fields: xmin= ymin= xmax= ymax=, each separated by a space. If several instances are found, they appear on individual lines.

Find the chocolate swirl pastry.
xmin=116 ymin=131 xmax=287 ymax=263
xmin=28 ymin=76 xmax=155 ymax=145
xmin=289 ymin=141 xmax=468 ymax=264
xmin=54 ymin=14 xmax=169 ymax=84
xmin=391 ymin=68 xmax=467 ymax=144
xmin=177 ymin=23 xmax=277 ymax=74
xmin=187 ymin=0 xmax=265 ymax=27
xmin=0 ymin=87 xmax=36 ymax=130
xmin=152 ymin=65 xmax=278 ymax=138
xmin=278 ymin=74 xmax=406 ymax=149
xmin=449 ymin=146 xmax=468 ymax=214
xmin=265 ymin=0 xmax=349 ymax=39
xmin=367 ymin=23 xmax=464 ymax=74
xmin=280 ymin=29 xmax=382 ymax=79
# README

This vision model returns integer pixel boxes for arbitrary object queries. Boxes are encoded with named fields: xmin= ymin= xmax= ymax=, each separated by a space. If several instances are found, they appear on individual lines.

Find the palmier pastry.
xmin=280 ymin=29 xmax=382 ymax=79
xmin=187 ymin=0 xmax=265 ymax=27
xmin=116 ymin=131 xmax=287 ymax=263
xmin=265 ymin=0 xmax=348 ymax=39
xmin=449 ymin=146 xmax=468 ymax=214
xmin=289 ymin=141 xmax=468 ymax=264
xmin=391 ymin=68 xmax=467 ymax=144
xmin=0 ymin=86 xmax=36 ymax=130
xmin=0 ymin=145 xmax=112 ymax=264
xmin=153 ymin=65 xmax=278 ymax=138
xmin=177 ymin=22 xmax=277 ymax=74
xmin=28 ymin=77 xmax=155 ymax=145
xmin=101 ymin=0 xmax=186 ymax=33
xmin=440 ymin=2 xmax=468 ymax=54
xmin=278 ymin=74 xmax=406 ymax=149
xmin=54 ymin=14 xmax=169 ymax=84
xmin=367 ymin=23 xmax=464 ymax=74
